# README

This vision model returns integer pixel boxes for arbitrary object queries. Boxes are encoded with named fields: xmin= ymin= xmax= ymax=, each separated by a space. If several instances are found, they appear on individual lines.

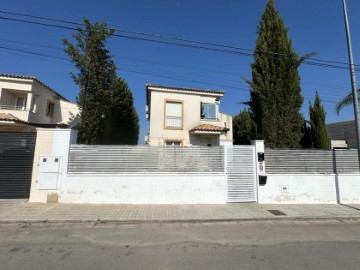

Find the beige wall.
xmin=148 ymin=90 xmax=232 ymax=146
xmin=0 ymin=77 xmax=78 ymax=125
xmin=28 ymin=82 xmax=59 ymax=124
xmin=56 ymin=100 xmax=79 ymax=124
xmin=29 ymin=129 xmax=55 ymax=202
xmin=29 ymin=128 xmax=77 ymax=203
xmin=218 ymin=112 xmax=233 ymax=143
xmin=0 ymin=90 xmax=26 ymax=107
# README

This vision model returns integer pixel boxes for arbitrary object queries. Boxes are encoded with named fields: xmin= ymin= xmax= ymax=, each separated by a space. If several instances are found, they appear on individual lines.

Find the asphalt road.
xmin=0 ymin=220 xmax=360 ymax=270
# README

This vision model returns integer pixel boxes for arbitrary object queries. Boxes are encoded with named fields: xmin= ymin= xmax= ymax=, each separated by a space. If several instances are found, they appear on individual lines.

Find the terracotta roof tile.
xmin=0 ymin=113 xmax=28 ymax=124
xmin=191 ymin=123 xmax=229 ymax=132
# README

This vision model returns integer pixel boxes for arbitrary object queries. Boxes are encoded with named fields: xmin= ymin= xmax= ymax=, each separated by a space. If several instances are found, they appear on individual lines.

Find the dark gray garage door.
xmin=0 ymin=132 xmax=36 ymax=199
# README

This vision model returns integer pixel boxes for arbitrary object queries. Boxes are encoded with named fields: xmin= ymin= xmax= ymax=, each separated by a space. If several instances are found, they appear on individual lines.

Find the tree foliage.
xmin=100 ymin=78 xmax=139 ymax=144
xmin=300 ymin=121 xmax=312 ymax=148
xmin=233 ymin=110 xmax=257 ymax=145
xmin=309 ymin=92 xmax=331 ymax=149
xmin=335 ymin=88 xmax=360 ymax=115
xmin=247 ymin=0 xmax=306 ymax=148
xmin=64 ymin=19 xmax=139 ymax=144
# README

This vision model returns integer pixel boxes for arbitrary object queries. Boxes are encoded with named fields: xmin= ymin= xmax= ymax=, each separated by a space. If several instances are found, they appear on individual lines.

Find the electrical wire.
xmin=0 ymin=13 xmax=359 ymax=72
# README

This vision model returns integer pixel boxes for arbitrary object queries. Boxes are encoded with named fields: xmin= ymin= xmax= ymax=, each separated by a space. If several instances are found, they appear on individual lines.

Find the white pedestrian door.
xmin=225 ymin=145 xmax=257 ymax=203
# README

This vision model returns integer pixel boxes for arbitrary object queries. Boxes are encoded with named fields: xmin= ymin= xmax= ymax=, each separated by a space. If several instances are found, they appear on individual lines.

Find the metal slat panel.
xmin=68 ymin=145 xmax=224 ymax=174
xmin=226 ymin=146 xmax=257 ymax=203
xmin=0 ymin=132 xmax=36 ymax=198
xmin=333 ymin=150 xmax=359 ymax=173
xmin=266 ymin=149 xmax=359 ymax=174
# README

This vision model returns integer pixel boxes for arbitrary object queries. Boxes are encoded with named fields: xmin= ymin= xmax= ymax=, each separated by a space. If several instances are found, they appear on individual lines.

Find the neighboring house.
xmin=326 ymin=120 xmax=357 ymax=149
xmin=0 ymin=74 xmax=78 ymax=132
xmin=146 ymin=84 xmax=233 ymax=146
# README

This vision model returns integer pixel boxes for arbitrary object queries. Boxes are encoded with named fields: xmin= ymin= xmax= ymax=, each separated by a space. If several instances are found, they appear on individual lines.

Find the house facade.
xmin=326 ymin=120 xmax=357 ymax=149
xmin=0 ymin=74 xmax=78 ymax=131
xmin=146 ymin=84 xmax=233 ymax=146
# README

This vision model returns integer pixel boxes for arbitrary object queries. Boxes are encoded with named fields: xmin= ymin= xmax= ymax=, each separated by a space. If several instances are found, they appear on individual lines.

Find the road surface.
xmin=0 ymin=220 xmax=360 ymax=269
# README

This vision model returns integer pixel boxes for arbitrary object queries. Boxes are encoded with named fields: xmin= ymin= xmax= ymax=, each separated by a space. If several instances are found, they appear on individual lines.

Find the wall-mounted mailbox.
xmin=259 ymin=175 xmax=267 ymax=185
xmin=258 ymin=152 xmax=265 ymax=162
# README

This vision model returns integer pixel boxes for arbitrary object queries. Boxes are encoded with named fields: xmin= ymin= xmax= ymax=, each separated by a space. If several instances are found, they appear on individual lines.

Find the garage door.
xmin=0 ymin=132 xmax=36 ymax=198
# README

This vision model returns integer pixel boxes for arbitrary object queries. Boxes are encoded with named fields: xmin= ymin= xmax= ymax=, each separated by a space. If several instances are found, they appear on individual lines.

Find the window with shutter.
xmin=165 ymin=101 xmax=183 ymax=128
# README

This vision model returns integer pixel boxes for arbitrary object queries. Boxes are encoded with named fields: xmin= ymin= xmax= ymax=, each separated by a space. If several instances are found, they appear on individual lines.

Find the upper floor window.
xmin=46 ymin=100 xmax=54 ymax=117
xmin=31 ymin=96 xmax=37 ymax=113
xmin=165 ymin=101 xmax=182 ymax=129
xmin=15 ymin=97 xmax=26 ymax=111
xmin=201 ymin=103 xmax=216 ymax=120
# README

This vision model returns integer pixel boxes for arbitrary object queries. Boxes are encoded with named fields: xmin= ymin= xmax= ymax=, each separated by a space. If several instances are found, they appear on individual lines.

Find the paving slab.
xmin=0 ymin=200 xmax=360 ymax=224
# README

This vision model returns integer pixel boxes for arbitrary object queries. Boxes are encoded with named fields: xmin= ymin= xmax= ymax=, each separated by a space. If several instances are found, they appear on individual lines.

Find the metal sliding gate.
xmin=225 ymin=145 xmax=257 ymax=203
xmin=0 ymin=132 xmax=36 ymax=199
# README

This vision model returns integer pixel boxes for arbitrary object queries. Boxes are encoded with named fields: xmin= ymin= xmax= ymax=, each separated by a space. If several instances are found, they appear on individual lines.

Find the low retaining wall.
xmin=58 ymin=174 xmax=226 ymax=204
xmin=258 ymin=174 xmax=360 ymax=204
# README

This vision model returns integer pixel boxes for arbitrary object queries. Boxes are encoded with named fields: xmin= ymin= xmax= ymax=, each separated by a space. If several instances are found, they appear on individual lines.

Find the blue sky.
xmin=1 ymin=0 xmax=359 ymax=143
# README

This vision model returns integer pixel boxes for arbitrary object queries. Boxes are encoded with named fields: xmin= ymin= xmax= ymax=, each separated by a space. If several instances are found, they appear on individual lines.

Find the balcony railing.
xmin=0 ymin=105 xmax=29 ymax=111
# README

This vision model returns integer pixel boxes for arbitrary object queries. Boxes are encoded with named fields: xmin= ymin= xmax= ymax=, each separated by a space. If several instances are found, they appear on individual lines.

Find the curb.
xmin=1 ymin=216 xmax=360 ymax=225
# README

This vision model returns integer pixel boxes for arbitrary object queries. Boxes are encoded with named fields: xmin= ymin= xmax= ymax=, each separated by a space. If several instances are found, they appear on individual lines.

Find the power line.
xmin=0 ymin=37 xmax=352 ymax=94
xmin=0 ymin=45 xmax=69 ymax=61
xmin=1 ymin=9 xmax=359 ymax=69
xmin=0 ymin=12 xmax=359 ymax=72
xmin=0 ymin=45 xmax=348 ymax=102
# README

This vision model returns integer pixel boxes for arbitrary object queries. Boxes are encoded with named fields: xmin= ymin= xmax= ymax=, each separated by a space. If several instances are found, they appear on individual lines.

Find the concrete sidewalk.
xmin=1 ymin=200 xmax=360 ymax=224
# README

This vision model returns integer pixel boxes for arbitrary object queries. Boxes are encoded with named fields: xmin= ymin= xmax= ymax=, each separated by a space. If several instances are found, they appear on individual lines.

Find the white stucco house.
xmin=0 ymin=74 xmax=78 ymax=132
xmin=145 ymin=84 xmax=233 ymax=146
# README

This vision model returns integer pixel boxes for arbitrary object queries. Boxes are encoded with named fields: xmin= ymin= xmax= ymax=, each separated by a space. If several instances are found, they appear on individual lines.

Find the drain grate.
xmin=268 ymin=210 xmax=287 ymax=216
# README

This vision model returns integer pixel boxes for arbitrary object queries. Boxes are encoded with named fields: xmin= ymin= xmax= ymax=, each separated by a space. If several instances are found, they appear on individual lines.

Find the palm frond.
xmin=336 ymin=88 xmax=360 ymax=115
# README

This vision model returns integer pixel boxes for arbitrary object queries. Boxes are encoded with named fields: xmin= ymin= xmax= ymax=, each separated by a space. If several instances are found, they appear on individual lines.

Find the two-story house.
xmin=146 ymin=84 xmax=233 ymax=146
xmin=0 ymin=74 xmax=78 ymax=132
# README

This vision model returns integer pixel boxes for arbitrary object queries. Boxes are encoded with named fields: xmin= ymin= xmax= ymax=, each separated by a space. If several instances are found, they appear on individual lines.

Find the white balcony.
xmin=0 ymin=105 xmax=29 ymax=111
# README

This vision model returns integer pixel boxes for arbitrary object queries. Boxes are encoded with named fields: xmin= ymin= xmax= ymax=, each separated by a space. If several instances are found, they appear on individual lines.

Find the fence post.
xmin=252 ymin=140 xmax=266 ymax=181
xmin=29 ymin=129 xmax=77 ymax=203
xmin=223 ymin=145 xmax=228 ymax=202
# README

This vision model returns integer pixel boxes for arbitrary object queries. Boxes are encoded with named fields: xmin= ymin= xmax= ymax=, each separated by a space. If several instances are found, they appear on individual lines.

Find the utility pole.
xmin=342 ymin=0 xmax=360 ymax=168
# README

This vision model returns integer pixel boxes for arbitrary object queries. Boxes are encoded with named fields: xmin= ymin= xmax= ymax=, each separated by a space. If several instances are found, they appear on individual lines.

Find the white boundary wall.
xmin=29 ymin=129 xmax=227 ymax=204
xmin=29 ymin=129 xmax=360 ymax=204
xmin=60 ymin=175 xmax=226 ymax=204
xmin=258 ymin=174 xmax=360 ymax=204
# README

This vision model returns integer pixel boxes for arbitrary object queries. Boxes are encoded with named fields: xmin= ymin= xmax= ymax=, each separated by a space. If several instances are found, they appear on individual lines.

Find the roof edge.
xmin=146 ymin=84 xmax=225 ymax=95
xmin=0 ymin=73 xmax=69 ymax=102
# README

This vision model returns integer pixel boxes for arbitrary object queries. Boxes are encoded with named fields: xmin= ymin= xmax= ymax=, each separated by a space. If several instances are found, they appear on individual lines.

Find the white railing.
xmin=0 ymin=105 xmax=29 ymax=111
xmin=165 ymin=116 xmax=182 ymax=128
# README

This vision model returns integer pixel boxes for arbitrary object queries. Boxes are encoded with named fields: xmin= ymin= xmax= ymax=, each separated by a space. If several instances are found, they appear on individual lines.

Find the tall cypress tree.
xmin=309 ymin=92 xmax=331 ymax=149
xmin=100 ymin=77 xmax=139 ymax=145
xmin=233 ymin=110 xmax=257 ymax=145
xmin=64 ymin=19 xmax=139 ymax=144
xmin=247 ymin=0 xmax=305 ymax=148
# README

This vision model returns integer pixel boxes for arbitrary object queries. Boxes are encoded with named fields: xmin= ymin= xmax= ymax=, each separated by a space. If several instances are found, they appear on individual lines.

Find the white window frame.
xmin=165 ymin=141 xmax=182 ymax=146
xmin=200 ymin=102 xmax=217 ymax=120
xmin=15 ymin=97 xmax=26 ymax=111
xmin=164 ymin=100 xmax=183 ymax=129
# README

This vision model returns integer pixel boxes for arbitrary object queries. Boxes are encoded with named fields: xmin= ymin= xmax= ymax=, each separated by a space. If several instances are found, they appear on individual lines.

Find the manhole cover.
xmin=268 ymin=210 xmax=287 ymax=216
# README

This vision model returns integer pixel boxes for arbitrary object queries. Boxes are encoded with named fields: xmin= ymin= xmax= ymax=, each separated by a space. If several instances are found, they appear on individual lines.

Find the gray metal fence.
xmin=265 ymin=149 xmax=359 ymax=174
xmin=68 ymin=145 xmax=224 ymax=174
